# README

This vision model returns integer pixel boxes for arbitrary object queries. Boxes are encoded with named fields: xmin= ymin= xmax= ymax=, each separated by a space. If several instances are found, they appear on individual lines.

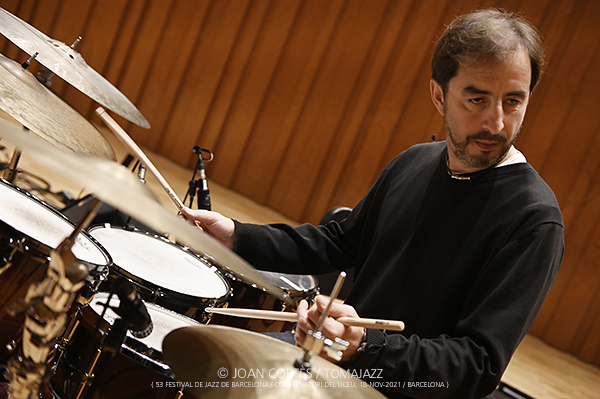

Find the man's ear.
xmin=430 ymin=79 xmax=445 ymax=116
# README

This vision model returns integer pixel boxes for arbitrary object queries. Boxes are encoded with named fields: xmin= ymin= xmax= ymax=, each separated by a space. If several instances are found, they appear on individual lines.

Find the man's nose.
xmin=482 ymin=102 xmax=504 ymax=135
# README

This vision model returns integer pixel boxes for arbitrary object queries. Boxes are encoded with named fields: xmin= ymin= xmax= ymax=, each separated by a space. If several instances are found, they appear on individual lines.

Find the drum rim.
xmin=87 ymin=224 xmax=231 ymax=303
xmin=226 ymin=271 xmax=319 ymax=296
xmin=0 ymin=178 xmax=113 ymax=268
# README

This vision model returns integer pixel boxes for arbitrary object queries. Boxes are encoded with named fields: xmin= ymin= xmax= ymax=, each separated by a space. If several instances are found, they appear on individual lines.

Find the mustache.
xmin=466 ymin=131 xmax=507 ymax=143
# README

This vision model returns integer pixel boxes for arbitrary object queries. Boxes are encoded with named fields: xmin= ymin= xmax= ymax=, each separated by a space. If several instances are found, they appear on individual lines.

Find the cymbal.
xmin=0 ymin=53 xmax=115 ymax=160
xmin=162 ymin=325 xmax=386 ymax=399
xmin=0 ymin=118 xmax=291 ymax=306
xmin=0 ymin=7 xmax=150 ymax=129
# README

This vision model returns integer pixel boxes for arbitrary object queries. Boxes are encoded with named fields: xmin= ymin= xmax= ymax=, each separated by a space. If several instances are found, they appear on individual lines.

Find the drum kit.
xmin=0 ymin=6 xmax=389 ymax=399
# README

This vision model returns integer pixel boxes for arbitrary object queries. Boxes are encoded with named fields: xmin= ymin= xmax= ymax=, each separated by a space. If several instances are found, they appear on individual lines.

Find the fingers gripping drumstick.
xmin=95 ymin=107 xmax=185 ymax=211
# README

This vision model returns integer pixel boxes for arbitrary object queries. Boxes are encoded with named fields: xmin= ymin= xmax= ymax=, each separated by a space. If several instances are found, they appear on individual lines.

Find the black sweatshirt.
xmin=234 ymin=141 xmax=564 ymax=399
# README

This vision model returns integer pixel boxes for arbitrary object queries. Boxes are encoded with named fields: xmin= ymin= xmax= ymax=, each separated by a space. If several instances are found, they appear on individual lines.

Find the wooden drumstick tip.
xmin=95 ymin=106 xmax=185 ymax=212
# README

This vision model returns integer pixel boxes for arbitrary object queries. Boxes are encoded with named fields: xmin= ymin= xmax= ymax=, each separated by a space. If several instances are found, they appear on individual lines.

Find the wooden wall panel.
xmin=1 ymin=0 xmax=600 ymax=367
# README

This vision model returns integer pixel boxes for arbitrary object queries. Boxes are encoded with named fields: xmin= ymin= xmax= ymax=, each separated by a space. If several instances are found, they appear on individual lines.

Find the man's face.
xmin=430 ymin=48 xmax=532 ymax=173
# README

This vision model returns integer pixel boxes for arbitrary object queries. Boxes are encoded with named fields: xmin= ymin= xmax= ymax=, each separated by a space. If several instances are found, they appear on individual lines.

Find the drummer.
xmin=182 ymin=8 xmax=564 ymax=399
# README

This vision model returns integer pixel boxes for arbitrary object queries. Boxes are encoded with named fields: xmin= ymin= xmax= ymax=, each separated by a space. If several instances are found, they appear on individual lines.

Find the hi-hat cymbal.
xmin=0 ymin=7 xmax=150 ymax=129
xmin=0 ymin=118 xmax=290 ymax=306
xmin=0 ymin=53 xmax=115 ymax=160
xmin=162 ymin=325 xmax=386 ymax=399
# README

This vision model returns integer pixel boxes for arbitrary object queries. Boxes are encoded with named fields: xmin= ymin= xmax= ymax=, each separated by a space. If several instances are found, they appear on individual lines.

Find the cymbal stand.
xmin=5 ymin=198 xmax=102 ymax=399
xmin=294 ymin=271 xmax=349 ymax=372
xmin=3 ymin=145 xmax=21 ymax=183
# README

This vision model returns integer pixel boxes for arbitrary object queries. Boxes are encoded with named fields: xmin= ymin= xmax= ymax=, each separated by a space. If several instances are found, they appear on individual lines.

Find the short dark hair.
xmin=431 ymin=8 xmax=544 ymax=93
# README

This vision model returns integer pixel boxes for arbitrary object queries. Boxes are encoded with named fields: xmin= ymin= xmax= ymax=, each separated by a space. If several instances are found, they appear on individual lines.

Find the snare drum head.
xmin=0 ymin=180 xmax=109 ymax=266
xmin=89 ymin=226 xmax=229 ymax=299
xmin=89 ymin=292 xmax=200 ymax=353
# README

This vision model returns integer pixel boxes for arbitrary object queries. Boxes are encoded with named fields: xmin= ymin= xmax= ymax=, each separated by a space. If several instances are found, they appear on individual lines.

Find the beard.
xmin=445 ymin=118 xmax=522 ymax=170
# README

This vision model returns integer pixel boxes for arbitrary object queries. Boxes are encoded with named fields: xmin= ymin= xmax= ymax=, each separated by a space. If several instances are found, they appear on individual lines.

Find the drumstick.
xmin=206 ymin=307 xmax=405 ymax=331
xmin=95 ymin=107 xmax=185 ymax=211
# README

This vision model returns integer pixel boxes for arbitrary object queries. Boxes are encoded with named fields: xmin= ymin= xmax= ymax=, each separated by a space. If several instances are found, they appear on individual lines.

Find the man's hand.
xmin=180 ymin=207 xmax=236 ymax=249
xmin=295 ymin=296 xmax=365 ymax=363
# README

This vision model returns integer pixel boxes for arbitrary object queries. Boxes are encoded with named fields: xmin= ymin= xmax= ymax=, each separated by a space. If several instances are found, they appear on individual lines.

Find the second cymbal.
xmin=0 ymin=53 xmax=115 ymax=160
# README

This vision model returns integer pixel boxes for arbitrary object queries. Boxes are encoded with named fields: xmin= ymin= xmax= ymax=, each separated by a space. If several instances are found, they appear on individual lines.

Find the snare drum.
xmin=0 ymin=179 xmax=110 ymax=364
xmin=88 ymin=225 xmax=230 ymax=322
xmin=212 ymin=271 xmax=319 ymax=332
xmin=51 ymin=292 xmax=199 ymax=399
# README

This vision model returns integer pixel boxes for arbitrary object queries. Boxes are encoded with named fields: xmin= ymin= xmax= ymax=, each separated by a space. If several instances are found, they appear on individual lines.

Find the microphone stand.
xmin=185 ymin=146 xmax=213 ymax=210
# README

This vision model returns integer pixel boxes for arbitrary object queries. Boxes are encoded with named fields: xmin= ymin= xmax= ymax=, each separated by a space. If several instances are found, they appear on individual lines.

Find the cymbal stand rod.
xmin=294 ymin=271 xmax=347 ymax=372
xmin=71 ymin=36 xmax=82 ymax=49
xmin=3 ymin=126 xmax=31 ymax=183
xmin=3 ymin=146 xmax=21 ymax=183
xmin=20 ymin=51 xmax=38 ymax=69
xmin=137 ymin=163 xmax=147 ymax=183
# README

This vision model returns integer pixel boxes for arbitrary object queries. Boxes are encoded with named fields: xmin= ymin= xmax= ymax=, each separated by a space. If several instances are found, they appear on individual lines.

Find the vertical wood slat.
xmin=1 ymin=0 xmax=600 ymax=368
xmin=263 ymin=0 xmax=392 ymax=220
xmin=159 ymin=0 xmax=253 ymax=164
xmin=330 ymin=0 xmax=451 ymax=209
xmin=209 ymin=0 xmax=302 ymax=187
xmin=128 ymin=0 xmax=211 ymax=150
xmin=231 ymin=0 xmax=344 ymax=203
xmin=303 ymin=0 xmax=412 ymax=223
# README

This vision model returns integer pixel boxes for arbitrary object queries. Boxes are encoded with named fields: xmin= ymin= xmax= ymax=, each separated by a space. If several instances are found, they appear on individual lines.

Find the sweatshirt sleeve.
xmin=340 ymin=222 xmax=564 ymax=398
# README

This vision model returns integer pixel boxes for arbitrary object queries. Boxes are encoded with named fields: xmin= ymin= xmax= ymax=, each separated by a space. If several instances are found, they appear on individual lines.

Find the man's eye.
xmin=469 ymin=98 xmax=483 ymax=104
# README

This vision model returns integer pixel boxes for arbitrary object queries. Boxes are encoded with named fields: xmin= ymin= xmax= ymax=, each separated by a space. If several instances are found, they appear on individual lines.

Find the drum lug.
xmin=0 ymin=245 xmax=18 ymax=276
xmin=4 ymin=339 xmax=17 ymax=355
xmin=54 ymin=336 xmax=69 ymax=352
xmin=151 ymin=288 xmax=164 ymax=303
xmin=73 ymin=348 xmax=102 ymax=399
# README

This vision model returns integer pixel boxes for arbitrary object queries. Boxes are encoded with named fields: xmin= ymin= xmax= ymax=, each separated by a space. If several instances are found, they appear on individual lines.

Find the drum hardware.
xmin=5 ymin=198 xmax=102 ymax=399
xmin=2 ymin=142 xmax=21 ymax=183
xmin=137 ymin=163 xmax=147 ymax=184
xmin=0 ymin=7 xmax=149 ymax=129
xmin=50 ymin=292 xmax=197 ymax=399
xmin=74 ymin=279 xmax=152 ymax=399
xmin=295 ymin=272 xmax=349 ymax=370
xmin=20 ymin=52 xmax=39 ymax=70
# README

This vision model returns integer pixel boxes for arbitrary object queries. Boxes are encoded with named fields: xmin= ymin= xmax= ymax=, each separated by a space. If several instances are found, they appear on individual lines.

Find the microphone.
xmin=111 ymin=279 xmax=153 ymax=338
xmin=193 ymin=146 xmax=212 ymax=211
